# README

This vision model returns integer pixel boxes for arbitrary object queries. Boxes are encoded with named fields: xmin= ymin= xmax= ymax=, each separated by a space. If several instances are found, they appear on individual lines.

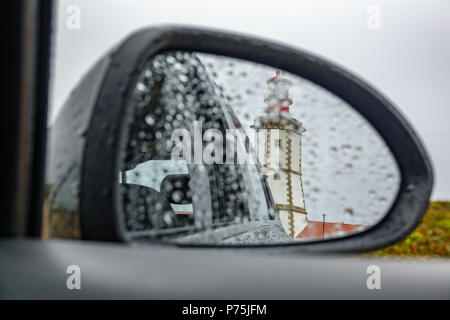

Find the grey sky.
xmin=49 ymin=0 xmax=450 ymax=199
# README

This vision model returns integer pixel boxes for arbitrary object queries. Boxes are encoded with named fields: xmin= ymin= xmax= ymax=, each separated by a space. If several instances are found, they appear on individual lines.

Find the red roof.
xmin=297 ymin=221 xmax=367 ymax=239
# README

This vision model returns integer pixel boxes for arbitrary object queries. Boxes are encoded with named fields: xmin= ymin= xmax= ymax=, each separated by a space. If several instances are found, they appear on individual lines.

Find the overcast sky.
xmin=49 ymin=0 xmax=450 ymax=200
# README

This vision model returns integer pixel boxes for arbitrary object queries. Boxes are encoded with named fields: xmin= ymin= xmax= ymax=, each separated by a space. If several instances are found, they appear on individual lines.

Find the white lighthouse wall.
xmin=268 ymin=129 xmax=288 ymax=171
xmin=279 ymin=210 xmax=308 ymax=237
xmin=264 ymin=127 xmax=307 ymax=214
xmin=293 ymin=213 xmax=308 ymax=238
xmin=290 ymin=173 xmax=305 ymax=209
xmin=289 ymin=132 xmax=302 ymax=173
xmin=266 ymin=171 xmax=289 ymax=205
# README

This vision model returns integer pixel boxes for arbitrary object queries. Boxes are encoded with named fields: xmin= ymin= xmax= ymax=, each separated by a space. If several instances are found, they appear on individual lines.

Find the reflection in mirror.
xmin=120 ymin=51 xmax=401 ymax=244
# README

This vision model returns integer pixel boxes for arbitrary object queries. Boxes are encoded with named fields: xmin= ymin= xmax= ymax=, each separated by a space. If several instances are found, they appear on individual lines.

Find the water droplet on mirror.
xmin=144 ymin=115 xmax=155 ymax=126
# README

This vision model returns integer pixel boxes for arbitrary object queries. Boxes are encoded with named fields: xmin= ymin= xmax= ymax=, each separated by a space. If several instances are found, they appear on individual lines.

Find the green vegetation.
xmin=367 ymin=201 xmax=450 ymax=258
xmin=44 ymin=183 xmax=53 ymax=198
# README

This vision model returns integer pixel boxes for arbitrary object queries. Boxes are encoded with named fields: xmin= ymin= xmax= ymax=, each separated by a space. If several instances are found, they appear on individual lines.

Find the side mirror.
xmin=47 ymin=26 xmax=433 ymax=253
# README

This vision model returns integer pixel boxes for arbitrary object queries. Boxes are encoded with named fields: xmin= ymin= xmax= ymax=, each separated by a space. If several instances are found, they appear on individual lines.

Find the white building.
xmin=252 ymin=71 xmax=307 ymax=238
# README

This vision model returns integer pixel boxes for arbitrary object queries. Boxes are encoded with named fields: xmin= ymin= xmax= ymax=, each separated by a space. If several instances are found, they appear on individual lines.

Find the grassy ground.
xmin=367 ymin=201 xmax=450 ymax=258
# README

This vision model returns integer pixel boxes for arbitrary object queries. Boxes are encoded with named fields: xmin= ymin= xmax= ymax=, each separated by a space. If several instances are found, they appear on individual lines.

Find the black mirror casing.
xmin=49 ymin=26 xmax=433 ymax=253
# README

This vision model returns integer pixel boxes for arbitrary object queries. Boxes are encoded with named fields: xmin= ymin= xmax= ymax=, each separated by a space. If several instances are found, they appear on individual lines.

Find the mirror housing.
xmin=48 ymin=26 xmax=433 ymax=253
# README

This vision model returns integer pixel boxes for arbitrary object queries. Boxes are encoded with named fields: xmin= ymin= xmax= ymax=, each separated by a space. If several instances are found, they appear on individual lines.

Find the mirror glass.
xmin=120 ymin=51 xmax=401 ymax=244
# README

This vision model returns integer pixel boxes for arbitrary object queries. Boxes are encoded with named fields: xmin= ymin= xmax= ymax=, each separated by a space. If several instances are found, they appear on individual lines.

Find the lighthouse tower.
xmin=251 ymin=71 xmax=307 ymax=238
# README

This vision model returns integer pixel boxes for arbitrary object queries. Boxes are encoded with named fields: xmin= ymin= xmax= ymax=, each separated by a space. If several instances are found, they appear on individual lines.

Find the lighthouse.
xmin=251 ymin=71 xmax=307 ymax=238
